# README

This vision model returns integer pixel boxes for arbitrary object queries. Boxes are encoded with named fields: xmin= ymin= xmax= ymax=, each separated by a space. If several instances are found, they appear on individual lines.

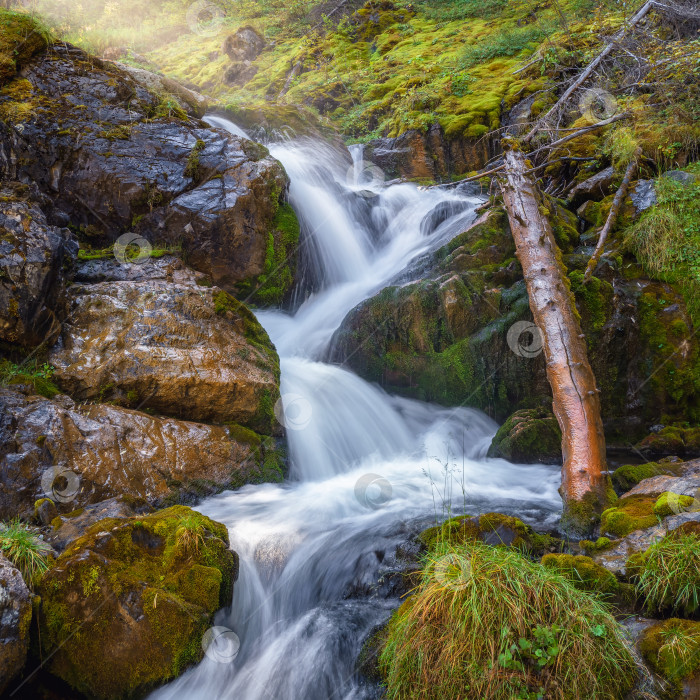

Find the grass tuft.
xmin=0 ymin=518 xmax=52 ymax=585
xmin=629 ymin=532 xmax=700 ymax=617
xmin=379 ymin=540 xmax=640 ymax=700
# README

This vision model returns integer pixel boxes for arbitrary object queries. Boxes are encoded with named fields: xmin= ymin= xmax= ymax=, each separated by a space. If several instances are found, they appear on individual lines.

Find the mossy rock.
xmin=0 ymin=10 xmax=49 ymax=85
xmin=652 ymin=491 xmax=696 ymax=518
xmin=419 ymin=512 xmax=558 ymax=556
xmin=541 ymin=554 xmax=619 ymax=594
xmin=611 ymin=461 xmax=681 ymax=493
xmin=487 ymin=407 xmax=562 ymax=464
xmin=639 ymin=619 xmax=700 ymax=698
xmin=600 ymin=495 xmax=659 ymax=538
xmin=639 ymin=426 xmax=700 ymax=457
xmin=37 ymin=506 xmax=237 ymax=700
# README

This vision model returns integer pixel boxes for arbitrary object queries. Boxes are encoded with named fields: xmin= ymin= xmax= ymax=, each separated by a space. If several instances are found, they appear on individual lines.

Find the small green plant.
xmin=629 ymin=532 xmax=700 ymax=616
xmin=0 ymin=359 xmax=60 ymax=398
xmin=175 ymin=514 xmax=206 ymax=556
xmin=0 ymin=518 xmax=52 ymax=585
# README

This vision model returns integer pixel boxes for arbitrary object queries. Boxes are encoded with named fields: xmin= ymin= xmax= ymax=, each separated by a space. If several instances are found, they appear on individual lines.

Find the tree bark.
xmin=500 ymin=144 xmax=610 ymax=535
xmin=584 ymin=147 xmax=641 ymax=281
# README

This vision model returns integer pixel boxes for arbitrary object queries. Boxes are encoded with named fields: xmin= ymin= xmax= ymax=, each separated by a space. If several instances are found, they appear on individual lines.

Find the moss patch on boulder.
xmin=600 ymin=495 xmax=659 ymax=538
xmin=418 ymin=512 xmax=558 ymax=557
xmin=0 ymin=10 xmax=49 ymax=85
xmin=38 ymin=506 xmax=237 ymax=700
xmin=487 ymin=407 xmax=562 ymax=464
xmin=639 ymin=619 xmax=700 ymax=697
xmin=639 ymin=426 xmax=700 ymax=457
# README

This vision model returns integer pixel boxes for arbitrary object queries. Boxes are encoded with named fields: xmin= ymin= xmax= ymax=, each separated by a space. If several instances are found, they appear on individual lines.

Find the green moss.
xmin=653 ymin=491 xmax=696 ymax=518
xmin=38 ymin=506 xmax=236 ymax=699
xmin=611 ymin=462 xmax=669 ymax=492
xmin=579 ymin=536 xmax=614 ymax=554
xmin=0 ymin=10 xmax=50 ymax=86
xmin=487 ymin=407 xmax=562 ymax=463
xmin=184 ymin=138 xmax=205 ymax=180
xmin=0 ymin=359 xmax=60 ymax=398
xmin=235 ymin=203 xmax=300 ymax=306
xmin=600 ymin=495 xmax=659 ymax=538
xmin=562 ymin=485 xmax=616 ymax=539
xmin=639 ymin=619 xmax=700 ymax=696
xmin=639 ymin=426 xmax=700 ymax=456
xmin=540 ymin=554 xmax=619 ymax=594
xmin=570 ymin=271 xmax=614 ymax=335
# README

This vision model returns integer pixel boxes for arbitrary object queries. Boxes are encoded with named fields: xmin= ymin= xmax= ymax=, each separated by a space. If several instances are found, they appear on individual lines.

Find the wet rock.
xmin=49 ymin=271 xmax=280 ymax=432
xmin=363 ymin=123 xmax=496 ymax=181
xmin=592 ymin=511 xmax=700 ymax=576
xmin=629 ymin=179 xmax=656 ymax=215
xmin=222 ymin=26 xmax=265 ymax=62
xmin=0 ymin=42 xmax=288 ymax=292
xmin=487 ymin=407 xmax=562 ymax=464
xmin=34 ymin=497 xmax=58 ymax=526
xmin=622 ymin=459 xmax=700 ymax=498
xmin=639 ymin=427 xmax=700 ymax=458
xmin=0 ymin=184 xmax=77 ymax=348
xmin=37 ymin=506 xmax=237 ymax=700
xmin=568 ymin=166 xmax=615 ymax=207
xmin=0 ymin=388 xmax=280 ymax=521
xmin=0 ymin=554 xmax=32 ymax=695
xmin=47 ymin=496 xmax=148 ymax=552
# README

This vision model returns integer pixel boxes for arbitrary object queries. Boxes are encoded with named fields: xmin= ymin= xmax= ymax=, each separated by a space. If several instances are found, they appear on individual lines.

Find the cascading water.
xmin=150 ymin=117 xmax=563 ymax=700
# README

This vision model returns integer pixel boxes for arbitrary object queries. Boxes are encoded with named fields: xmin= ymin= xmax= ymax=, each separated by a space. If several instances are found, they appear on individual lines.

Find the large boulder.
xmin=0 ymin=387 xmax=283 ymax=521
xmin=329 ymin=207 xmax=700 ymax=443
xmin=0 ymin=42 xmax=289 ymax=293
xmin=48 ymin=259 xmax=280 ymax=432
xmin=222 ymin=27 xmax=265 ymax=62
xmin=0 ymin=183 xmax=77 ymax=348
xmin=37 ymin=506 xmax=237 ymax=700
xmin=0 ymin=554 xmax=32 ymax=695
xmin=487 ymin=407 xmax=562 ymax=464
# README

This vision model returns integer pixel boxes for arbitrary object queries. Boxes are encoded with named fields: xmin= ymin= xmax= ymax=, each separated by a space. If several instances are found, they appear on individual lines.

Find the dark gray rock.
xmin=662 ymin=169 xmax=697 ymax=186
xmin=568 ymin=167 xmax=614 ymax=207
xmin=0 ymin=185 xmax=77 ymax=348
xmin=222 ymin=26 xmax=265 ymax=62
xmin=0 ymin=42 xmax=287 ymax=291
xmin=629 ymin=179 xmax=656 ymax=215
xmin=0 ymin=554 xmax=32 ymax=695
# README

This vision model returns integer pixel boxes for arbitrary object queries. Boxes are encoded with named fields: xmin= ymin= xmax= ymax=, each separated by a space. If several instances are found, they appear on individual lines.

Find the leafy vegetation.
xmin=0 ymin=358 xmax=60 ymax=398
xmin=624 ymin=165 xmax=700 ymax=326
xmin=0 ymin=518 xmax=52 ymax=585
xmin=379 ymin=540 xmax=639 ymax=699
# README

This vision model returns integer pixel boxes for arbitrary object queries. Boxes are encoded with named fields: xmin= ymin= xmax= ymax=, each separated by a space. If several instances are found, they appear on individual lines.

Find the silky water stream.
xmin=149 ymin=117 xmax=563 ymax=700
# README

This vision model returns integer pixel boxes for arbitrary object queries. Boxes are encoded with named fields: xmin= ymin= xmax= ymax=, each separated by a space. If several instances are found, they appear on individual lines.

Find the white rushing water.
xmin=150 ymin=117 xmax=563 ymax=700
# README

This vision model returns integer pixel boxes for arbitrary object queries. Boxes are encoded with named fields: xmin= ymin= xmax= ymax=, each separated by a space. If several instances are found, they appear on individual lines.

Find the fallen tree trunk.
xmin=523 ymin=0 xmax=655 ymax=143
xmin=584 ymin=147 xmax=642 ymax=281
xmin=500 ymin=143 xmax=610 ymax=535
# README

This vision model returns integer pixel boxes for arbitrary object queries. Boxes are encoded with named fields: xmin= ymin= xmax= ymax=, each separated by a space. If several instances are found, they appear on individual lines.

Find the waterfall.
xmin=150 ymin=118 xmax=563 ymax=700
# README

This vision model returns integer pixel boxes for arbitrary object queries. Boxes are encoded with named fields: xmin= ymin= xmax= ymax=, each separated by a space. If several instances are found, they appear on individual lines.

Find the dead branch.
xmin=523 ymin=0 xmax=655 ymax=143
xmin=529 ymin=112 xmax=630 ymax=156
xmin=584 ymin=147 xmax=642 ymax=281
